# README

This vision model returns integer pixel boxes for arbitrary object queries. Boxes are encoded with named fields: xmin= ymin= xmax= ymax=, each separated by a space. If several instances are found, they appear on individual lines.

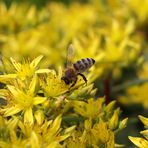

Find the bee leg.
xmin=78 ymin=73 xmax=87 ymax=85
xmin=70 ymin=77 xmax=78 ymax=88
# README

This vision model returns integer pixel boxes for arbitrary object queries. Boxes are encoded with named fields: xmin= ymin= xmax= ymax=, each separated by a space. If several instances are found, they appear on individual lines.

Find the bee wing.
xmin=66 ymin=43 xmax=74 ymax=68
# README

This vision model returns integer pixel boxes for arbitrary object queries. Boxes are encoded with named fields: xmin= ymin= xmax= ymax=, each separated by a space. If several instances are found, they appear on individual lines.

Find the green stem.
xmin=112 ymin=79 xmax=148 ymax=92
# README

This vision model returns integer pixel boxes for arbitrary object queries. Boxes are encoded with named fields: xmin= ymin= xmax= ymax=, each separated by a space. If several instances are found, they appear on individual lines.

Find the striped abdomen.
xmin=73 ymin=58 xmax=95 ymax=73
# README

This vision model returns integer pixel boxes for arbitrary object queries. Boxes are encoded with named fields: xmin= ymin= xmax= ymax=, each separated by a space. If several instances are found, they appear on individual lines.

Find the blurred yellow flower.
xmin=119 ymin=83 xmax=148 ymax=108
xmin=119 ymin=62 xmax=148 ymax=108
xmin=0 ymin=2 xmax=49 ymax=33
xmin=127 ymin=0 xmax=148 ymax=24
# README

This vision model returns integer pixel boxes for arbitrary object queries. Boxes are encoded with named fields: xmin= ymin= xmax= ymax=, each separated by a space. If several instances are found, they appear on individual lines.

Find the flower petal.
xmin=34 ymin=110 xmax=44 ymax=125
xmin=33 ymin=97 xmax=46 ymax=105
xmin=140 ymin=130 xmax=148 ymax=140
xmin=7 ymin=85 xmax=20 ymax=99
xmin=35 ymin=69 xmax=51 ymax=74
xmin=30 ymin=55 xmax=43 ymax=69
xmin=139 ymin=115 xmax=148 ymax=128
xmin=24 ymin=107 xmax=34 ymax=126
xmin=10 ymin=57 xmax=21 ymax=71
xmin=28 ymin=75 xmax=38 ymax=95
xmin=29 ymin=131 xmax=39 ymax=147
xmin=7 ymin=85 xmax=24 ymax=101
xmin=50 ymin=115 xmax=62 ymax=134
xmin=4 ymin=105 xmax=22 ymax=116
xmin=0 ymin=74 xmax=17 ymax=83
xmin=129 ymin=136 xmax=148 ymax=148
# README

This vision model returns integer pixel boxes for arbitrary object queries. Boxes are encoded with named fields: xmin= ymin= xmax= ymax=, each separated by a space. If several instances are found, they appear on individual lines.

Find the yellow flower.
xmin=0 ymin=116 xmax=28 ymax=148
xmin=19 ymin=115 xmax=75 ymax=147
xmin=10 ymin=55 xmax=50 ymax=79
xmin=40 ymin=68 xmax=69 ymax=98
xmin=127 ymin=0 xmax=148 ymax=24
xmin=0 ymin=2 xmax=48 ymax=33
xmin=119 ymin=83 xmax=148 ymax=109
xmin=0 ymin=76 xmax=46 ymax=126
xmin=0 ymin=55 xmax=50 ymax=84
xmin=72 ymin=98 xmax=104 ymax=119
xmin=0 ymin=115 xmax=75 ymax=148
xmin=129 ymin=116 xmax=148 ymax=147
xmin=64 ymin=119 xmax=115 ymax=147
xmin=129 ymin=136 xmax=148 ymax=148
xmin=80 ymin=119 xmax=114 ymax=147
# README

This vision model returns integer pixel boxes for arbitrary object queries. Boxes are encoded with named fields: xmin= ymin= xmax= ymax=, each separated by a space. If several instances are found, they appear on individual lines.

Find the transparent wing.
xmin=66 ymin=43 xmax=74 ymax=68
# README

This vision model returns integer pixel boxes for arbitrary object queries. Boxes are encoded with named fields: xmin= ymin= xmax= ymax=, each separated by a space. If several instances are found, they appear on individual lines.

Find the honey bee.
xmin=61 ymin=44 xmax=95 ymax=87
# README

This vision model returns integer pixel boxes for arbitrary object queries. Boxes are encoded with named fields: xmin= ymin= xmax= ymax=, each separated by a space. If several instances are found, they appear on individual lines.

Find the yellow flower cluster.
xmin=0 ymin=56 xmax=127 ymax=147
xmin=0 ymin=1 xmax=142 ymax=71
xmin=0 ymin=0 xmax=148 ymax=147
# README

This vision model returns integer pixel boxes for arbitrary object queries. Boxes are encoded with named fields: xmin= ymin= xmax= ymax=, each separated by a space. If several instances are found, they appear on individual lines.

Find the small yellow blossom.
xmin=0 ymin=55 xmax=50 ymax=85
xmin=127 ymin=0 xmax=148 ymax=24
xmin=0 ymin=76 xmax=46 ymax=126
xmin=40 ymin=68 xmax=69 ymax=98
xmin=119 ymin=83 xmax=148 ymax=109
xmin=73 ymin=98 xmax=104 ymax=119
xmin=10 ymin=55 xmax=49 ymax=80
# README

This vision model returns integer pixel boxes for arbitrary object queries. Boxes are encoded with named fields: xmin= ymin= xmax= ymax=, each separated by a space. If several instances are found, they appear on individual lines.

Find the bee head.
xmin=61 ymin=76 xmax=70 ymax=84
